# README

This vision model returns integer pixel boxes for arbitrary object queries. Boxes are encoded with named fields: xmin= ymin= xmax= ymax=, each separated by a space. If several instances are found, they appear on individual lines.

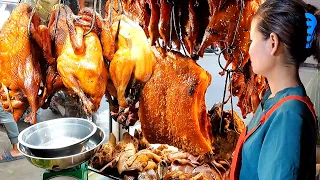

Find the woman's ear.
xmin=269 ymin=32 xmax=279 ymax=55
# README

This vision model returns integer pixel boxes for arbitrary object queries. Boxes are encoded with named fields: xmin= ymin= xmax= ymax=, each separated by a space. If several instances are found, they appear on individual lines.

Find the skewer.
xmin=172 ymin=3 xmax=188 ymax=57
xmin=168 ymin=5 xmax=173 ymax=50
xmin=106 ymin=0 xmax=121 ymax=38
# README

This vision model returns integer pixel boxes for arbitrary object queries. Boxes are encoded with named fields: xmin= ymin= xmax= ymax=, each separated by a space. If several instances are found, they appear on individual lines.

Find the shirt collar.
xmin=261 ymin=84 xmax=305 ymax=111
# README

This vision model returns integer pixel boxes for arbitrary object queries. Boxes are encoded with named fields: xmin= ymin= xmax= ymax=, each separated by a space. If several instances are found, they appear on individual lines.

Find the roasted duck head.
xmin=0 ymin=3 xmax=51 ymax=124
xmin=48 ymin=5 xmax=108 ymax=114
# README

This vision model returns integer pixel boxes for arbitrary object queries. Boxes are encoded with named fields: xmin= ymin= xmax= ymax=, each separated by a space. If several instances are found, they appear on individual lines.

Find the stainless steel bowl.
xmin=18 ymin=118 xmax=97 ymax=158
xmin=18 ymin=126 xmax=105 ymax=171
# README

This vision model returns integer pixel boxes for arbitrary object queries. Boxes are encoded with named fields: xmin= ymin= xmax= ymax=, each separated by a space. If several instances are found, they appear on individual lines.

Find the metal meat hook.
xmin=168 ymin=2 xmax=188 ymax=56
xmin=53 ymin=0 xmax=65 ymax=40
xmin=27 ymin=0 xmax=39 ymax=38
xmin=217 ymin=48 xmax=244 ymax=134
xmin=83 ymin=0 xmax=97 ymax=36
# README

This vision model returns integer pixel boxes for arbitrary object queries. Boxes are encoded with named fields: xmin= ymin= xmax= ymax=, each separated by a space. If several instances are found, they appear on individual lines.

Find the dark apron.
xmin=230 ymin=95 xmax=317 ymax=180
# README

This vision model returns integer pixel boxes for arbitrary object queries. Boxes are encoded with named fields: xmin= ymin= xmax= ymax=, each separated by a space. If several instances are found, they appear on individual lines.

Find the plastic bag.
xmin=25 ymin=0 xmax=80 ymax=22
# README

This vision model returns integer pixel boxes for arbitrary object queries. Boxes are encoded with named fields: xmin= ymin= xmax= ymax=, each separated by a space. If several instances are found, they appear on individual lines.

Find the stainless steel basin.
xmin=18 ymin=118 xmax=97 ymax=158
xmin=18 ymin=126 xmax=105 ymax=171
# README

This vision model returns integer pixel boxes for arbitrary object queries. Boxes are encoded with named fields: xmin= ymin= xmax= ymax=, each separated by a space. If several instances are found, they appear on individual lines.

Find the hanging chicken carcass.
xmin=108 ymin=15 xmax=155 ymax=109
xmin=0 ymin=3 xmax=53 ymax=124
xmin=48 ymin=5 xmax=108 ymax=114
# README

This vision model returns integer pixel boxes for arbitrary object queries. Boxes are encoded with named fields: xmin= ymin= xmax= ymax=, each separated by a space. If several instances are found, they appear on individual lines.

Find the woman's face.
xmin=249 ymin=18 xmax=275 ymax=76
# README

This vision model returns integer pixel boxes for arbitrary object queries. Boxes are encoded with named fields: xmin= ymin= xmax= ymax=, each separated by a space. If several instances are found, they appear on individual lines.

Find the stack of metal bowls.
xmin=18 ymin=118 xmax=105 ymax=171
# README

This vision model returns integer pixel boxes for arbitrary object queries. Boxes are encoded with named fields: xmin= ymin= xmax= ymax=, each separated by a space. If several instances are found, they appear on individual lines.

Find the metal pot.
xmin=18 ymin=118 xmax=97 ymax=158
xmin=18 ymin=126 xmax=105 ymax=171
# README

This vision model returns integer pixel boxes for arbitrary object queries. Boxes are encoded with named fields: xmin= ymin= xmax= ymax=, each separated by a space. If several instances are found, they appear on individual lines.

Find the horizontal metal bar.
xmin=0 ymin=0 xmax=20 ymax=4
xmin=301 ymin=63 xmax=320 ymax=69
xmin=87 ymin=166 xmax=122 ymax=180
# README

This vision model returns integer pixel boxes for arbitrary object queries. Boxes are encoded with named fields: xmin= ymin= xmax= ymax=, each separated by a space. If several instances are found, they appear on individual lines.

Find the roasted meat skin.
xmin=197 ymin=0 xmax=263 ymax=116
xmin=139 ymin=47 xmax=212 ymax=155
xmin=0 ymin=3 xmax=48 ymax=124
xmin=49 ymin=5 xmax=108 ymax=114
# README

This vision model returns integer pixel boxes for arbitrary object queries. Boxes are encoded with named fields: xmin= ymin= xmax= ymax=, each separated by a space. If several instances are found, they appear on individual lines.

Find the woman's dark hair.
xmin=253 ymin=0 xmax=320 ymax=65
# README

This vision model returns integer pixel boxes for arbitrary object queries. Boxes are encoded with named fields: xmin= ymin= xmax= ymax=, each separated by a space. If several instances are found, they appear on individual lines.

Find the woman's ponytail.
xmin=312 ymin=9 xmax=320 ymax=63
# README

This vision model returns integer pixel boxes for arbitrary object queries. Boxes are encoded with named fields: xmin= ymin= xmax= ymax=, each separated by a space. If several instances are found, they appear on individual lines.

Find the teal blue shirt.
xmin=239 ymin=84 xmax=316 ymax=180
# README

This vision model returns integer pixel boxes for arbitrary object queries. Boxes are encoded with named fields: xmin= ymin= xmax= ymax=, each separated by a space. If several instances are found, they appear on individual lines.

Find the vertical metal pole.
xmin=108 ymin=103 xmax=120 ymax=141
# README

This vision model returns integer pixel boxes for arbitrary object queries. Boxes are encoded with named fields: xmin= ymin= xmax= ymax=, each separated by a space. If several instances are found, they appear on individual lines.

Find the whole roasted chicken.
xmin=74 ymin=8 xmax=155 ymax=125
xmin=0 ymin=3 xmax=50 ymax=124
xmin=108 ymin=15 xmax=156 ymax=108
xmin=48 ymin=5 xmax=108 ymax=114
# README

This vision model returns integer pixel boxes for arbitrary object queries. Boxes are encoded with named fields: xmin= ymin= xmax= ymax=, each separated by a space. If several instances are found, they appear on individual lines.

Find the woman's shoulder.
xmin=274 ymin=85 xmax=312 ymax=116
xmin=278 ymin=96 xmax=313 ymax=116
xmin=270 ymin=97 xmax=315 ymax=128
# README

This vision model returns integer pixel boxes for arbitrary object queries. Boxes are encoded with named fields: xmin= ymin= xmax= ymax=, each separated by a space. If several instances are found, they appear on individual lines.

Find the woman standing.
xmin=231 ymin=0 xmax=319 ymax=179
